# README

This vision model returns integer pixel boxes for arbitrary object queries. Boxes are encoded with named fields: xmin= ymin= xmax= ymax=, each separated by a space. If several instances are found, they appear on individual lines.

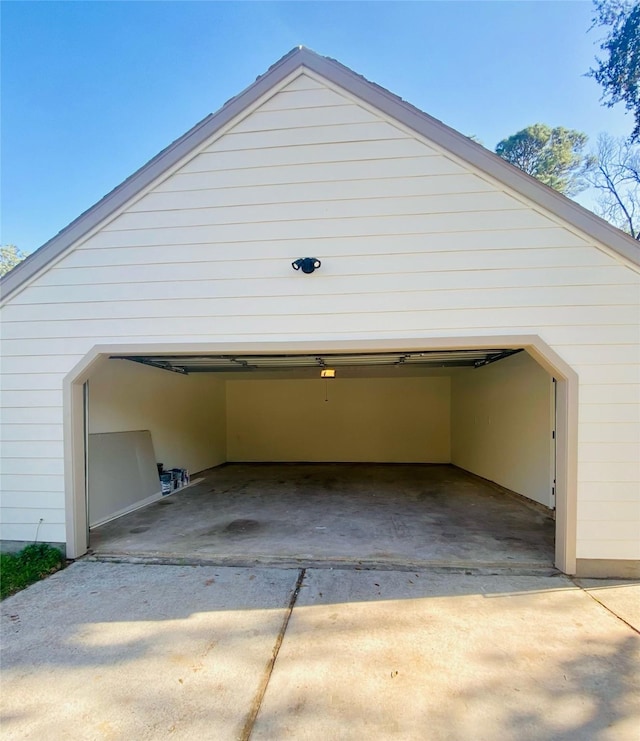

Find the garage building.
xmin=1 ymin=48 xmax=638 ymax=576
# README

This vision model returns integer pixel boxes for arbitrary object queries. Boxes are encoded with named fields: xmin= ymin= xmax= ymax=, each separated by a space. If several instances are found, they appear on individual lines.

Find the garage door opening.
xmin=78 ymin=345 xmax=565 ymax=572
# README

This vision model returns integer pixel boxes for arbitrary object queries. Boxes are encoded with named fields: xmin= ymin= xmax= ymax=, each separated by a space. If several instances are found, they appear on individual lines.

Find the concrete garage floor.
xmin=90 ymin=464 xmax=555 ymax=571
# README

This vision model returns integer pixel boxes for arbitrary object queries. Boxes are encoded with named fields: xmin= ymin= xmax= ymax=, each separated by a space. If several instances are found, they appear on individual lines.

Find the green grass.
xmin=0 ymin=543 xmax=65 ymax=600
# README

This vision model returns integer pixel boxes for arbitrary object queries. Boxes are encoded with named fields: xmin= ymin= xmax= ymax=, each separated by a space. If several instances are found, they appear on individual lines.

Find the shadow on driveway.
xmin=1 ymin=562 xmax=638 ymax=740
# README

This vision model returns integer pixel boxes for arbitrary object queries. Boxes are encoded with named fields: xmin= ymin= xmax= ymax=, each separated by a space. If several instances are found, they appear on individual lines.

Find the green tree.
xmin=0 ymin=244 xmax=28 ymax=277
xmin=495 ymin=124 xmax=590 ymax=195
xmin=589 ymin=0 xmax=640 ymax=143
xmin=586 ymin=133 xmax=640 ymax=238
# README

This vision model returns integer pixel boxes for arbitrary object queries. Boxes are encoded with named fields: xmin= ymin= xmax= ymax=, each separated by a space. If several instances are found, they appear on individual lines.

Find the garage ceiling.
xmin=112 ymin=349 xmax=523 ymax=375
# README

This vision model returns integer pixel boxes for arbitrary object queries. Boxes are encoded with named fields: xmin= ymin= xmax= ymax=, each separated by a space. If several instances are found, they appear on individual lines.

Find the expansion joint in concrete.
xmin=240 ymin=567 xmax=306 ymax=740
xmin=571 ymin=579 xmax=640 ymax=636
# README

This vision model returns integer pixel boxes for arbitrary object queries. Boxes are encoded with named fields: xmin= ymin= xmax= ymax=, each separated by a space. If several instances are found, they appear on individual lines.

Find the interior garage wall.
xmin=226 ymin=376 xmax=450 ymax=462
xmin=451 ymin=351 xmax=553 ymax=507
xmin=89 ymin=359 xmax=227 ymax=474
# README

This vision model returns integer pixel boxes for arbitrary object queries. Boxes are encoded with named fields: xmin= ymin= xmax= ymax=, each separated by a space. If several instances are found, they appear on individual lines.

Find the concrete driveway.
xmin=1 ymin=562 xmax=638 ymax=740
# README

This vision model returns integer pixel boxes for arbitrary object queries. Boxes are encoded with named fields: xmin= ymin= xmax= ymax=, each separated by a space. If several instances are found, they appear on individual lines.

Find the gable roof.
xmin=2 ymin=46 xmax=639 ymax=302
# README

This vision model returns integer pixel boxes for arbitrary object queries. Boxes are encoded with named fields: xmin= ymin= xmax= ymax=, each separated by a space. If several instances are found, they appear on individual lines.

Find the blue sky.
xmin=1 ymin=0 xmax=633 ymax=255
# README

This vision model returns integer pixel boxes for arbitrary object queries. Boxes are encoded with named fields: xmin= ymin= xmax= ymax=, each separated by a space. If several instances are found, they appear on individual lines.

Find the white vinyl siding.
xmin=1 ymin=72 xmax=639 ymax=559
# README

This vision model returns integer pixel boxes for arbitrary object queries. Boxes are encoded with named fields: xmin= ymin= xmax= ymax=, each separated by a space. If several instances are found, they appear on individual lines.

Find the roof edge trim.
xmin=299 ymin=52 xmax=640 ymax=268
xmin=0 ymin=47 xmax=309 ymax=302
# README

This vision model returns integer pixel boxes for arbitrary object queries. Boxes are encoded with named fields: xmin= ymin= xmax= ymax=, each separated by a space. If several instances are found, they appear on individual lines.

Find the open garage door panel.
xmin=109 ymin=349 xmax=523 ymax=374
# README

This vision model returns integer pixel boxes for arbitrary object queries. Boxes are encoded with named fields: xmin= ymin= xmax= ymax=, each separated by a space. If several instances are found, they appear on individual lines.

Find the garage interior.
xmin=87 ymin=349 xmax=557 ymax=570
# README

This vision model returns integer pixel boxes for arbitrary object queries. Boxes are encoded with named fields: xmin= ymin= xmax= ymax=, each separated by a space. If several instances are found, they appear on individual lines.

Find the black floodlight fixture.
xmin=292 ymin=257 xmax=321 ymax=274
